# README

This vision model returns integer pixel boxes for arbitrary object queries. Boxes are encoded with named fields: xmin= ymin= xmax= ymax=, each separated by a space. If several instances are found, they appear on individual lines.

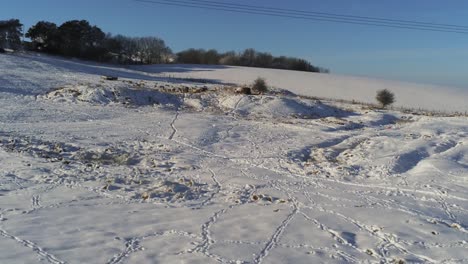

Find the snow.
xmin=134 ymin=64 xmax=468 ymax=113
xmin=0 ymin=52 xmax=467 ymax=263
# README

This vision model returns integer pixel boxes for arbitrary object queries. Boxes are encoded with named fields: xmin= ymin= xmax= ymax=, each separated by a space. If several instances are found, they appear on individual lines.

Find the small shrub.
xmin=252 ymin=77 xmax=268 ymax=94
xmin=376 ymin=89 xmax=395 ymax=108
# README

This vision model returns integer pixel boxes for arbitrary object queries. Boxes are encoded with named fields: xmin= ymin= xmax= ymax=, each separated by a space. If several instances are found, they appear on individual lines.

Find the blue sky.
xmin=2 ymin=0 xmax=468 ymax=88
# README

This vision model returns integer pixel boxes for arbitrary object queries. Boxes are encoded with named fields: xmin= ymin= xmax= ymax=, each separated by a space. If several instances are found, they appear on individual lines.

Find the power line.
xmin=192 ymin=0 xmax=468 ymax=30
xmin=150 ymin=0 xmax=468 ymax=31
xmin=137 ymin=0 xmax=468 ymax=32
xmin=172 ymin=0 xmax=468 ymax=31
xmin=134 ymin=0 xmax=468 ymax=34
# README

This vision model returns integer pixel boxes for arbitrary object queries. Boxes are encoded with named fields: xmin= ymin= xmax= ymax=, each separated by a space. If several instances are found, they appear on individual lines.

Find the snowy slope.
xmin=0 ymin=53 xmax=467 ymax=264
xmin=134 ymin=64 xmax=468 ymax=113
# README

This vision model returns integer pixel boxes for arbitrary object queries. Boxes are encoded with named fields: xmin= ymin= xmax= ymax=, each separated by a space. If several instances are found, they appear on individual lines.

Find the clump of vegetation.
xmin=252 ymin=77 xmax=268 ymax=94
xmin=376 ymin=89 xmax=395 ymax=108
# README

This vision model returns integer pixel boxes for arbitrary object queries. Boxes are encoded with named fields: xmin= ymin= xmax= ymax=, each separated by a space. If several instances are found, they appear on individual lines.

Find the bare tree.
xmin=134 ymin=37 xmax=171 ymax=64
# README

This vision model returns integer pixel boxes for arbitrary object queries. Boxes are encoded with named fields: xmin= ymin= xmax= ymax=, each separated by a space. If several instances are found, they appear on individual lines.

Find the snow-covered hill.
xmin=134 ymin=64 xmax=468 ymax=113
xmin=1 ymin=53 xmax=467 ymax=263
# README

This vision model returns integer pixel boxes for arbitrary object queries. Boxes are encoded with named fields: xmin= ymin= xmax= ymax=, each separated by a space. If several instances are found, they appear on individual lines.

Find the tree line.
xmin=24 ymin=20 xmax=172 ymax=64
xmin=177 ymin=48 xmax=329 ymax=73
xmin=1 ymin=18 xmax=329 ymax=73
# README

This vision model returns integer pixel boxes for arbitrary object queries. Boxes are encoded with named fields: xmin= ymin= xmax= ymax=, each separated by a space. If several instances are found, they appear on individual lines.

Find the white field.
xmin=134 ymin=64 xmax=468 ymax=113
xmin=0 ymin=52 xmax=467 ymax=264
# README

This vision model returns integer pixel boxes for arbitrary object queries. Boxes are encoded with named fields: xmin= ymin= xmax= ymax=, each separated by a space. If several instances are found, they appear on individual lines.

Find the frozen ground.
xmin=0 ymin=53 xmax=467 ymax=263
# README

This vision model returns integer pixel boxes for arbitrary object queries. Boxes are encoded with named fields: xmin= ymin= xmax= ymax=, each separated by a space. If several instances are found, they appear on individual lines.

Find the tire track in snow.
xmin=190 ymin=208 xmax=229 ymax=262
xmin=168 ymin=112 xmax=179 ymax=140
xmin=340 ymin=191 xmax=466 ymax=260
xmin=299 ymin=211 xmax=375 ymax=262
xmin=299 ymin=185 xmax=439 ymax=263
xmin=362 ymin=192 xmax=468 ymax=234
xmin=5 ymin=173 xmax=27 ymax=190
xmin=230 ymin=151 xmax=468 ymax=203
xmin=230 ymin=95 xmax=245 ymax=115
xmin=151 ymin=115 xmax=468 ymax=262
xmin=277 ymin=242 xmax=360 ymax=263
xmin=236 ymin=158 xmax=381 ymax=262
xmin=0 ymin=228 xmax=66 ymax=264
xmin=167 ymin=137 xmax=230 ymax=160
xmin=107 ymin=238 xmax=142 ymax=264
xmin=254 ymin=206 xmax=298 ymax=264
xmin=107 ymin=230 xmax=200 ymax=264
xmin=196 ymin=169 xmax=222 ymax=208
xmin=0 ymin=209 xmax=5 ymax=222
xmin=433 ymin=187 xmax=459 ymax=223
xmin=439 ymin=199 xmax=456 ymax=222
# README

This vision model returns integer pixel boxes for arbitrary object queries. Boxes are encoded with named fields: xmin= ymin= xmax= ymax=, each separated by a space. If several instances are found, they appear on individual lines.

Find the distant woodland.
xmin=1 ymin=18 xmax=329 ymax=73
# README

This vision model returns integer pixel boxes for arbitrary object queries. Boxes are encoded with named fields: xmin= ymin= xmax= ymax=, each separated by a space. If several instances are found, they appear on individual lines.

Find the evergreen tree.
xmin=0 ymin=19 xmax=23 ymax=50
xmin=26 ymin=21 xmax=58 ymax=52
xmin=57 ymin=20 xmax=105 ymax=59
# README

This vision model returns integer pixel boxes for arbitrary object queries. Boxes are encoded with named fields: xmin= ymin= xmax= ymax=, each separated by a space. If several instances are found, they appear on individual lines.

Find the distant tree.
xmin=101 ymin=35 xmax=172 ymax=64
xmin=203 ymin=49 xmax=220 ymax=64
xmin=176 ymin=49 xmax=219 ymax=64
xmin=177 ymin=49 xmax=204 ymax=64
xmin=252 ymin=77 xmax=268 ymax=94
xmin=240 ymin=48 xmax=256 ymax=66
xmin=83 ymin=25 xmax=107 ymax=59
xmin=271 ymin=56 xmax=288 ymax=69
xmin=57 ymin=20 xmax=106 ymax=59
xmin=254 ymin=52 xmax=274 ymax=68
xmin=376 ymin=89 xmax=395 ymax=108
xmin=56 ymin=20 xmax=83 ymax=56
xmin=103 ymin=33 xmax=122 ymax=53
xmin=0 ymin=19 xmax=23 ymax=50
xmin=219 ymin=51 xmax=240 ymax=65
xmin=318 ymin=67 xmax=330 ymax=74
xmin=26 ymin=21 xmax=58 ymax=52
xmin=176 ymin=47 xmax=328 ymax=73
xmin=0 ymin=22 xmax=7 ymax=48
xmin=135 ymin=37 xmax=171 ymax=64
xmin=113 ymin=35 xmax=138 ymax=63
xmin=102 ymin=33 xmax=124 ymax=62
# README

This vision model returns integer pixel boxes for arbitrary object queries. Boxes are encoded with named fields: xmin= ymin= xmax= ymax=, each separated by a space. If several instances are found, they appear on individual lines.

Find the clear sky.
xmin=2 ymin=0 xmax=468 ymax=88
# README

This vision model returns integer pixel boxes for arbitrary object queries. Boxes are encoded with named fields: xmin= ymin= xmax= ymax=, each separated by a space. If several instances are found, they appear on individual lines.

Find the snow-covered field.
xmin=134 ymin=64 xmax=468 ymax=113
xmin=1 ymin=52 xmax=467 ymax=263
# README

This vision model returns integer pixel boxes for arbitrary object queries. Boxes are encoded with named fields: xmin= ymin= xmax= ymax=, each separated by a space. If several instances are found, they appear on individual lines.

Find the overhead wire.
xmin=191 ymin=0 xmax=468 ymax=30
xmin=134 ymin=0 xmax=468 ymax=34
